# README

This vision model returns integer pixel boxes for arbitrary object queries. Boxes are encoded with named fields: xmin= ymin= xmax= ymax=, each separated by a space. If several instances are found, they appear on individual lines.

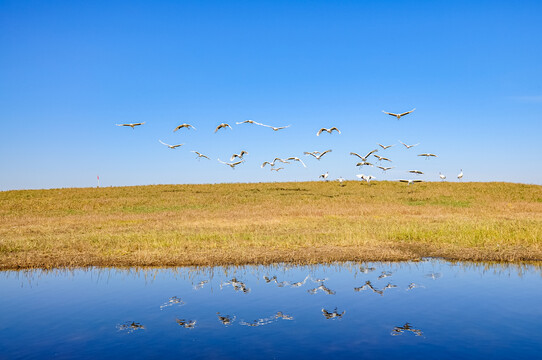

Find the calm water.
xmin=1 ymin=260 xmax=541 ymax=359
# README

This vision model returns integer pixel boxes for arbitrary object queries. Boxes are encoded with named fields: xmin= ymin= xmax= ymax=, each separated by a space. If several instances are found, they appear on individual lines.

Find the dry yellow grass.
xmin=1 ymin=181 xmax=541 ymax=269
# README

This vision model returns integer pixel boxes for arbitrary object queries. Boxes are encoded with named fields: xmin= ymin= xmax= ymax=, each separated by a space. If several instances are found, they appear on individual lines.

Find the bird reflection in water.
xmin=391 ymin=322 xmax=423 ymax=336
xmin=240 ymin=312 xmax=294 ymax=327
xmin=217 ymin=312 xmax=236 ymax=326
xmin=377 ymin=271 xmax=393 ymax=280
xmin=193 ymin=280 xmax=208 ymax=290
xmin=117 ymin=321 xmax=145 ymax=333
xmin=321 ymin=308 xmax=345 ymax=319
xmin=263 ymin=275 xmax=310 ymax=288
xmin=221 ymin=278 xmax=250 ymax=293
xmin=425 ymin=272 xmax=442 ymax=280
xmin=160 ymin=296 xmax=185 ymax=310
xmin=308 ymin=282 xmax=336 ymax=295
xmin=354 ymin=281 xmax=396 ymax=295
xmin=359 ymin=267 xmax=376 ymax=274
xmin=176 ymin=318 xmax=197 ymax=329
xmin=406 ymin=282 xmax=424 ymax=291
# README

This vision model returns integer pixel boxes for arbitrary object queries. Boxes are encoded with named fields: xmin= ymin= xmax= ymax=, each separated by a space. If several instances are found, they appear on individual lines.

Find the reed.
xmin=1 ymin=181 xmax=541 ymax=269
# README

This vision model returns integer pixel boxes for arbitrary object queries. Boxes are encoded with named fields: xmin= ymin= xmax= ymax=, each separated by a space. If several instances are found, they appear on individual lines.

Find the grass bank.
xmin=1 ymin=181 xmax=541 ymax=269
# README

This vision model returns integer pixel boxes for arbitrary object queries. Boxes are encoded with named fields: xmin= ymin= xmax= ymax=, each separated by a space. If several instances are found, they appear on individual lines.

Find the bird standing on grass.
xmin=458 ymin=169 xmax=464 ymax=181
xmin=439 ymin=172 xmax=446 ymax=181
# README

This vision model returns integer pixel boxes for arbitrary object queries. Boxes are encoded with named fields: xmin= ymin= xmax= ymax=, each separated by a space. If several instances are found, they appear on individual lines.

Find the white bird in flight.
xmin=236 ymin=120 xmax=264 ymax=125
xmin=316 ymin=127 xmax=341 ymax=136
xmin=356 ymin=174 xmax=376 ymax=183
xmin=350 ymin=149 xmax=378 ymax=161
xmin=408 ymin=170 xmax=424 ymax=175
xmin=399 ymin=141 xmax=420 ymax=149
xmin=373 ymin=154 xmax=392 ymax=162
xmin=382 ymin=108 xmax=416 ymax=119
xmin=286 ymin=157 xmax=307 ymax=167
xmin=356 ymin=161 xmax=374 ymax=167
xmin=377 ymin=166 xmax=395 ymax=172
xmin=319 ymin=172 xmax=329 ymax=180
xmin=230 ymin=151 xmax=248 ymax=161
xmin=262 ymin=124 xmax=291 ymax=131
xmin=270 ymin=167 xmax=284 ymax=172
xmin=305 ymin=150 xmax=332 ymax=160
xmin=173 ymin=123 xmax=196 ymax=132
xmin=159 ymin=140 xmax=183 ymax=149
xmin=116 ymin=122 xmax=145 ymax=128
xmin=378 ymin=143 xmax=395 ymax=150
xmin=218 ymin=158 xmax=244 ymax=169
xmin=418 ymin=153 xmax=437 ymax=159
xmin=215 ymin=123 xmax=232 ymax=133
xmin=191 ymin=151 xmax=210 ymax=160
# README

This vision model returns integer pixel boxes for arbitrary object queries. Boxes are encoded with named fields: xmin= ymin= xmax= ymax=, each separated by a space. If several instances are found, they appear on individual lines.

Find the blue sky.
xmin=1 ymin=0 xmax=541 ymax=190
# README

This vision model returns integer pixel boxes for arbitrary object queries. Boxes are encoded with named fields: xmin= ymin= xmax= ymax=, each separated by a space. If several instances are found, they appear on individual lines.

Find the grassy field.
xmin=1 ymin=181 xmax=541 ymax=269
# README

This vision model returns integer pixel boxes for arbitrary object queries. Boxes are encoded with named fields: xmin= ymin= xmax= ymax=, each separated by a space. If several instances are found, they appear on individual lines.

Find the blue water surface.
xmin=1 ymin=260 xmax=541 ymax=359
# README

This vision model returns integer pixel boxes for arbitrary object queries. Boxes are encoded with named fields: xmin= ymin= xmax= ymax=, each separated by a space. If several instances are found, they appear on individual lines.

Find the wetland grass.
xmin=0 ymin=181 xmax=541 ymax=269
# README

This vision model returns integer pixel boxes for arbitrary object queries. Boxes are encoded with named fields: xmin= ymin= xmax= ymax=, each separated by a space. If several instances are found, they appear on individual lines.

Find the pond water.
xmin=1 ymin=260 xmax=541 ymax=359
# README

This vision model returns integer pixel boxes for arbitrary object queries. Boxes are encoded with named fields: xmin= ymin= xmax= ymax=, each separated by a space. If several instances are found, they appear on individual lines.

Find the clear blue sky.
xmin=1 ymin=0 xmax=541 ymax=190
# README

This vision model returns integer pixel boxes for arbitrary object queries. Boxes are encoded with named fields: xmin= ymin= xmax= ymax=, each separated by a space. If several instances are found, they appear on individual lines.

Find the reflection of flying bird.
xmin=176 ymin=319 xmax=196 ymax=329
xmin=173 ymin=123 xmax=196 ymax=131
xmin=316 ymin=127 xmax=341 ymax=136
xmin=218 ymin=159 xmax=244 ymax=169
xmin=425 ymin=272 xmax=442 ymax=280
xmin=382 ymin=108 xmax=416 ymax=119
xmin=391 ymin=322 xmax=423 ymax=336
xmin=191 ymin=151 xmax=210 ymax=160
xmin=159 ymin=140 xmax=184 ymax=149
xmin=399 ymin=141 xmax=419 ymax=149
xmin=116 ymin=122 xmax=145 ymax=128
xmin=230 ymin=150 xmax=248 ymax=161
xmin=286 ymin=157 xmax=307 ymax=167
xmin=217 ymin=313 xmax=236 ymax=326
xmin=214 ymin=123 xmax=232 ymax=132
xmin=322 ymin=308 xmax=345 ymax=319
xmin=378 ymin=143 xmax=395 ymax=149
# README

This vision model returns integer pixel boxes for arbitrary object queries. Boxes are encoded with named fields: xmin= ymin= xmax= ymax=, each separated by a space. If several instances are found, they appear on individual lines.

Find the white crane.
xmin=270 ymin=167 xmax=284 ymax=172
xmin=236 ymin=120 xmax=264 ymax=125
xmin=214 ymin=123 xmax=232 ymax=133
xmin=356 ymin=174 xmax=376 ymax=183
xmin=218 ymin=158 xmax=244 ymax=169
xmin=373 ymin=154 xmax=392 ymax=162
xmin=377 ymin=166 xmax=395 ymax=172
xmin=356 ymin=161 xmax=374 ymax=167
xmin=378 ymin=143 xmax=395 ymax=150
xmin=408 ymin=170 xmax=424 ymax=175
xmin=439 ymin=172 xmax=446 ymax=181
xmin=261 ymin=124 xmax=291 ymax=131
xmin=418 ymin=153 xmax=437 ymax=159
xmin=273 ymin=157 xmax=290 ymax=164
xmin=286 ymin=157 xmax=307 ymax=167
xmin=116 ymin=122 xmax=145 ymax=128
xmin=319 ymin=172 xmax=329 ymax=180
xmin=305 ymin=150 xmax=332 ymax=160
xmin=316 ymin=127 xmax=341 ymax=136
xmin=337 ymin=176 xmax=346 ymax=186
xmin=158 ymin=140 xmax=184 ymax=149
xmin=173 ymin=123 xmax=196 ymax=132
xmin=191 ymin=151 xmax=210 ymax=160
xmin=382 ymin=108 xmax=416 ymax=119
xmin=399 ymin=179 xmax=423 ymax=185
xmin=399 ymin=141 xmax=420 ymax=149
xmin=230 ymin=150 xmax=248 ymax=161
xmin=458 ymin=169 xmax=463 ymax=181
xmin=350 ymin=149 xmax=378 ymax=161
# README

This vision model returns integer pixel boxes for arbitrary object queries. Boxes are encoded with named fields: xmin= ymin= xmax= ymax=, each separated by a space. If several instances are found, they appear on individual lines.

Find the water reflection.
xmin=2 ymin=260 xmax=542 ymax=358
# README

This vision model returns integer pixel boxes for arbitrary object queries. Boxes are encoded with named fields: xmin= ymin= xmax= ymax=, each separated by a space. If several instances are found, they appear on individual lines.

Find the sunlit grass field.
xmin=1 ymin=181 xmax=541 ymax=269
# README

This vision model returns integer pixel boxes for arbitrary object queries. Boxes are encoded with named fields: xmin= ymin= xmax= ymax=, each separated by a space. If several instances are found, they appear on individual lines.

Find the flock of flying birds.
xmin=116 ymin=108 xmax=464 ymax=184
